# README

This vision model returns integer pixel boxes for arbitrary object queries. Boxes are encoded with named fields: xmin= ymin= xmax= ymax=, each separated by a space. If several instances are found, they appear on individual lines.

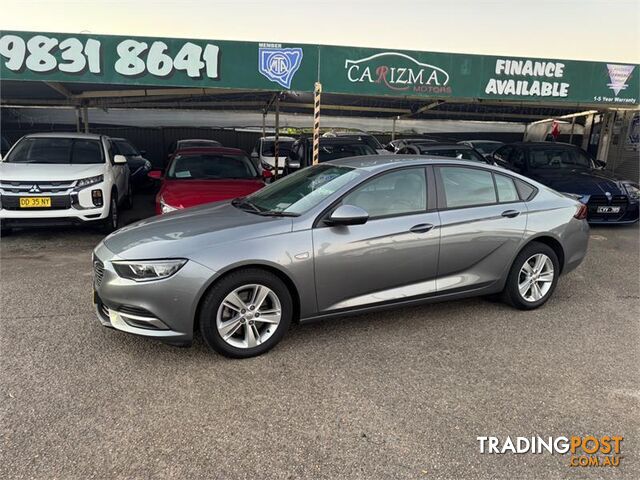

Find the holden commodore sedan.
xmin=93 ymin=155 xmax=589 ymax=358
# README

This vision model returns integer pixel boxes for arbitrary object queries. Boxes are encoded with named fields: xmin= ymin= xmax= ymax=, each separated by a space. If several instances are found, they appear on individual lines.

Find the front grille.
xmin=93 ymin=259 xmax=105 ymax=286
xmin=0 ymin=179 xmax=76 ymax=194
xmin=587 ymin=194 xmax=628 ymax=221
xmin=0 ymin=194 xmax=71 ymax=210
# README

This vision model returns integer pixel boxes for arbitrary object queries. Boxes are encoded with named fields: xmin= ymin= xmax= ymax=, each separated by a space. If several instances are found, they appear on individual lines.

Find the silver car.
xmin=93 ymin=156 xmax=589 ymax=358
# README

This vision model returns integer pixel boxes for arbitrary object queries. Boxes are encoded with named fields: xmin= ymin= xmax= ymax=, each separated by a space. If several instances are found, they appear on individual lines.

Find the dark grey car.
xmin=93 ymin=156 xmax=589 ymax=358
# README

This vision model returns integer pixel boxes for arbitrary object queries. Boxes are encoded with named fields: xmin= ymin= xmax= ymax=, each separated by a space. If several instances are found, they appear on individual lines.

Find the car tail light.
xmin=574 ymin=203 xmax=588 ymax=220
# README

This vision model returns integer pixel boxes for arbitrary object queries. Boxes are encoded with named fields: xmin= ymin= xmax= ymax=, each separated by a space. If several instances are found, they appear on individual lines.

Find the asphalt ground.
xmin=1 ymin=193 xmax=638 ymax=479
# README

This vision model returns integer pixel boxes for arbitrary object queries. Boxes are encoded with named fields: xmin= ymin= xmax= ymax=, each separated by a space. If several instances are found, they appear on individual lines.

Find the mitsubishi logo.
xmin=28 ymin=184 xmax=41 ymax=193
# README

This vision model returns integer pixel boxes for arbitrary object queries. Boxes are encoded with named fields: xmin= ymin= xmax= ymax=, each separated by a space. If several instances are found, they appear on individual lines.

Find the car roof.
xmin=328 ymin=154 xmax=496 ymax=172
xmin=506 ymin=141 xmax=578 ymax=148
xmin=177 ymin=139 xmax=221 ymax=143
xmin=460 ymin=140 xmax=503 ymax=144
xmin=24 ymin=132 xmax=104 ymax=140
xmin=174 ymin=146 xmax=245 ymax=155
xmin=410 ymin=143 xmax=475 ymax=150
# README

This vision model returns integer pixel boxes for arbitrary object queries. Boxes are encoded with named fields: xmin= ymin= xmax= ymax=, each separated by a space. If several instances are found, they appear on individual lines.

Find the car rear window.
xmin=168 ymin=154 xmax=257 ymax=179
xmin=3 ymin=137 xmax=104 ymax=164
xmin=318 ymin=143 xmax=376 ymax=162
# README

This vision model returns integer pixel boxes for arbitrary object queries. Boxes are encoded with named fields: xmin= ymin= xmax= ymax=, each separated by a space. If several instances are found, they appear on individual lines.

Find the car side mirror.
xmin=326 ymin=205 xmax=369 ymax=226
xmin=113 ymin=154 xmax=127 ymax=164
xmin=148 ymin=170 xmax=163 ymax=180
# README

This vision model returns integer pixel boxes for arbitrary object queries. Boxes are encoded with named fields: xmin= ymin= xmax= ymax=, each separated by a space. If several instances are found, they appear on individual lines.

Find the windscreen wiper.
xmin=255 ymin=211 xmax=299 ymax=217
xmin=231 ymin=197 xmax=262 ymax=213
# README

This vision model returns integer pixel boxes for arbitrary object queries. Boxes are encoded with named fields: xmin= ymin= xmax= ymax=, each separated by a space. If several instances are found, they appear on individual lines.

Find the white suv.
xmin=0 ymin=133 xmax=131 ymax=234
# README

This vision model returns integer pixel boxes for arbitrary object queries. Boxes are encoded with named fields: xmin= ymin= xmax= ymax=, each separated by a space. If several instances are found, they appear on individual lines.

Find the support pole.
xmin=274 ymin=94 xmax=280 ymax=179
xmin=262 ymin=112 xmax=266 ymax=138
xmin=392 ymin=117 xmax=397 ymax=141
xmin=569 ymin=116 xmax=576 ymax=144
xmin=312 ymin=82 xmax=322 ymax=165
xmin=82 ymin=106 xmax=89 ymax=133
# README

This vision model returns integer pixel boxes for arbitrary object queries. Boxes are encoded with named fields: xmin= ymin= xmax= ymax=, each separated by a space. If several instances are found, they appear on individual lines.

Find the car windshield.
xmin=319 ymin=143 xmax=376 ymax=162
xmin=178 ymin=140 xmax=221 ymax=149
xmin=418 ymin=147 xmax=486 ymax=163
xmin=238 ymin=164 xmax=360 ymax=215
xmin=115 ymin=140 xmax=138 ymax=156
xmin=528 ymin=147 xmax=592 ymax=170
xmin=472 ymin=142 xmax=502 ymax=154
xmin=2 ymin=137 xmax=104 ymax=164
xmin=167 ymin=154 xmax=257 ymax=179
xmin=261 ymin=140 xmax=293 ymax=156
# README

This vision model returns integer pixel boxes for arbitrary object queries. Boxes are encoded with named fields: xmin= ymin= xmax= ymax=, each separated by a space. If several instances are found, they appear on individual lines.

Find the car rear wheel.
xmin=199 ymin=269 xmax=293 ymax=358
xmin=503 ymin=242 xmax=559 ymax=310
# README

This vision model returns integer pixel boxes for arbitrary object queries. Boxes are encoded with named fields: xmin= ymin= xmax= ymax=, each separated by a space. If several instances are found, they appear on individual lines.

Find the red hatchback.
xmin=149 ymin=147 xmax=270 ymax=214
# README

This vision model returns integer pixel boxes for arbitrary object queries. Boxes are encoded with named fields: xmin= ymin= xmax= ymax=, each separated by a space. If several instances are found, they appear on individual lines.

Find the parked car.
xmin=167 ymin=139 xmax=222 ymax=163
xmin=458 ymin=140 xmax=505 ymax=157
xmin=0 ymin=133 xmax=131 ymax=234
xmin=322 ymin=131 xmax=386 ymax=154
xmin=251 ymin=136 xmax=295 ymax=176
xmin=284 ymin=136 xmax=377 ymax=174
xmin=111 ymin=137 xmax=152 ymax=189
xmin=491 ymin=142 xmax=639 ymax=224
xmin=396 ymin=142 xmax=491 ymax=164
xmin=93 ymin=155 xmax=589 ymax=358
xmin=385 ymin=137 xmax=439 ymax=153
xmin=149 ymin=147 xmax=269 ymax=215
xmin=1 ymin=135 xmax=11 ymax=158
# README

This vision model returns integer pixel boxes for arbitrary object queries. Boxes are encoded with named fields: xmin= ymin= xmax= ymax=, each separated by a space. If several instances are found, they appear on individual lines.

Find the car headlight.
xmin=160 ymin=197 xmax=179 ymax=213
xmin=112 ymin=259 xmax=187 ymax=282
xmin=76 ymin=175 xmax=104 ymax=188
xmin=623 ymin=183 xmax=640 ymax=201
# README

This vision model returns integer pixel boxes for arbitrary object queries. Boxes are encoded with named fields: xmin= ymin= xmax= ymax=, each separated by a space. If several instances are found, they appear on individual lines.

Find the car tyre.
xmin=503 ymin=242 xmax=559 ymax=310
xmin=102 ymin=194 xmax=119 ymax=234
xmin=199 ymin=268 xmax=293 ymax=358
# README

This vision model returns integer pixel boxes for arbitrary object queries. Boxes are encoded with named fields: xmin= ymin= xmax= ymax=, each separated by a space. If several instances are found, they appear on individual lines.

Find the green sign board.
xmin=0 ymin=31 xmax=318 ymax=92
xmin=1 ymin=30 xmax=638 ymax=106
xmin=318 ymin=45 xmax=639 ymax=105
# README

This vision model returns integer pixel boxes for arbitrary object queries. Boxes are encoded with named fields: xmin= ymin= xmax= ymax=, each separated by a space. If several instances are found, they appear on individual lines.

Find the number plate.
xmin=596 ymin=206 xmax=621 ymax=214
xmin=19 ymin=197 xmax=51 ymax=208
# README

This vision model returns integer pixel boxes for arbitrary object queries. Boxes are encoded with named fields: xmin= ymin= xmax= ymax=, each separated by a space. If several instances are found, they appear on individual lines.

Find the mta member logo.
xmin=606 ymin=64 xmax=635 ymax=96
xmin=345 ymin=52 xmax=451 ymax=94
xmin=258 ymin=44 xmax=303 ymax=89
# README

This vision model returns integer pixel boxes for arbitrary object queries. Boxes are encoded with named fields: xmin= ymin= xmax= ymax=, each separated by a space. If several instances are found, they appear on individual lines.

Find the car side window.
xmin=494 ymin=146 xmax=512 ymax=163
xmin=509 ymin=148 xmax=526 ymax=170
xmin=439 ymin=167 xmax=497 ymax=208
xmin=494 ymin=173 xmax=519 ymax=203
xmin=342 ymin=168 xmax=427 ymax=218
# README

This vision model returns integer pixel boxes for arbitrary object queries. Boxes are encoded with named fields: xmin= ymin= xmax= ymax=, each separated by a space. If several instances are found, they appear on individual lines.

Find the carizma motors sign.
xmin=344 ymin=52 xmax=451 ymax=94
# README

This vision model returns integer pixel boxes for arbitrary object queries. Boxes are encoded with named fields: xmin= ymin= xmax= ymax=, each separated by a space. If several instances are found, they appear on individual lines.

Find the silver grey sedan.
xmin=93 ymin=156 xmax=589 ymax=358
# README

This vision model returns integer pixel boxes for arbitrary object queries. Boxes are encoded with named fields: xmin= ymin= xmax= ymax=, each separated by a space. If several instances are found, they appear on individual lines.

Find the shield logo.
xmin=258 ymin=47 xmax=303 ymax=89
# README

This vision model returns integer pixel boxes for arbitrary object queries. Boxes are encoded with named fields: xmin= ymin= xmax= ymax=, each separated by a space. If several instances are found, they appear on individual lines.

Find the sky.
xmin=1 ymin=0 xmax=639 ymax=63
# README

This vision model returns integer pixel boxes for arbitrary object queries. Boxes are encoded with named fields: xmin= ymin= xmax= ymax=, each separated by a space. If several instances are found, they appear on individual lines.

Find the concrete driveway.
xmin=1 ymin=201 xmax=638 ymax=479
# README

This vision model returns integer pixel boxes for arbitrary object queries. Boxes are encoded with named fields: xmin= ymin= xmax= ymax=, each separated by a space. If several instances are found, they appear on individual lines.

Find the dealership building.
xmin=1 ymin=30 xmax=638 ymax=179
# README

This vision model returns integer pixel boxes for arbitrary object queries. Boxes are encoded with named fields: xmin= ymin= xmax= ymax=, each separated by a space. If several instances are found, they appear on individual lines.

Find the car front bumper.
xmin=92 ymin=241 xmax=217 ymax=345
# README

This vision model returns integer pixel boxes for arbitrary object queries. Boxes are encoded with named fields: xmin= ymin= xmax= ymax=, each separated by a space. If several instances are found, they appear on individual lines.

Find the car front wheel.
xmin=503 ymin=242 xmax=559 ymax=310
xmin=199 ymin=269 xmax=293 ymax=358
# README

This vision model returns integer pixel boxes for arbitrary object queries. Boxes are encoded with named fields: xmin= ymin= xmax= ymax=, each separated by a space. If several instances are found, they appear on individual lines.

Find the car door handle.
xmin=409 ymin=223 xmax=434 ymax=233
xmin=501 ymin=210 xmax=520 ymax=218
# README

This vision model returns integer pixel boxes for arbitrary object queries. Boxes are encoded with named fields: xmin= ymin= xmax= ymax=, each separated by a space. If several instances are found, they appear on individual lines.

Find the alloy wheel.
xmin=518 ymin=253 xmax=554 ymax=302
xmin=216 ymin=284 xmax=282 ymax=348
